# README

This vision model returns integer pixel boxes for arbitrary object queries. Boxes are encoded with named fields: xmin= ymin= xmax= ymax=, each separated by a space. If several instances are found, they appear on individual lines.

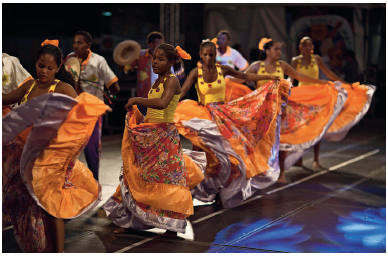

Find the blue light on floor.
xmin=207 ymin=218 xmax=309 ymax=253
xmin=207 ymin=208 xmax=386 ymax=253
xmin=337 ymin=208 xmax=386 ymax=248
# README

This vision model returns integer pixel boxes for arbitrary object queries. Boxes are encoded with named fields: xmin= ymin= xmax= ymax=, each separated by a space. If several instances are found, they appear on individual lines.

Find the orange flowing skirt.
xmin=325 ymin=83 xmax=375 ymax=141
xmin=103 ymin=106 xmax=205 ymax=233
xmin=3 ymin=93 xmax=109 ymax=252
xmin=224 ymin=77 xmax=253 ymax=102
xmin=175 ymin=79 xmax=290 ymax=182
xmin=280 ymin=82 xmax=343 ymax=145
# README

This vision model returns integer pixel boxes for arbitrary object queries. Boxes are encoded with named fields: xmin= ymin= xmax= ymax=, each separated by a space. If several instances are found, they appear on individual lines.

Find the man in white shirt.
xmin=215 ymin=30 xmax=253 ymax=101
xmin=66 ymin=30 xmax=120 ymax=181
xmin=2 ymin=53 xmax=33 ymax=94
xmin=216 ymin=30 xmax=249 ymax=73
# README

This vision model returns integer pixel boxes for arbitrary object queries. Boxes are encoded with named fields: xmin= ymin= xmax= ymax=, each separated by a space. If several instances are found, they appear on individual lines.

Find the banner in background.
xmin=289 ymin=15 xmax=354 ymax=78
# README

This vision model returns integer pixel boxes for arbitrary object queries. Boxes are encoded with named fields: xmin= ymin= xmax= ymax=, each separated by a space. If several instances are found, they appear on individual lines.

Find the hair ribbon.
xmin=258 ymin=38 xmax=272 ymax=51
xmin=41 ymin=39 xmax=59 ymax=47
xmin=176 ymin=46 xmax=191 ymax=60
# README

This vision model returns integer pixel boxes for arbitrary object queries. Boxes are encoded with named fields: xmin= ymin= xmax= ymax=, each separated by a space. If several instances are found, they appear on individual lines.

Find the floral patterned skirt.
xmin=103 ymin=106 xmax=205 ymax=234
xmin=174 ymin=80 xmax=290 ymax=208
xmin=279 ymin=82 xmax=347 ymax=169
xmin=3 ymin=130 xmax=55 ymax=253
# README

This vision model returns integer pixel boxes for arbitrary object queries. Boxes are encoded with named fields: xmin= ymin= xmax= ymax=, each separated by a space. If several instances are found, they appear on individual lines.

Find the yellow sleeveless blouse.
xmin=195 ymin=64 xmax=226 ymax=105
xmin=20 ymin=79 xmax=59 ymax=104
xmin=256 ymin=61 xmax=284 ymax=87
xmin=295 ymin=55 xmax=319 ymax=86
xmin=145 ymin=74 xmax=180 ymax=123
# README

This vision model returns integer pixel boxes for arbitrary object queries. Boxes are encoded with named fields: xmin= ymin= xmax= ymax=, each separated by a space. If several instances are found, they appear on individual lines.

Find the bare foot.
xmin=113 ymin=227 xmax=126 ymax=234
xmin=313 ymin=162 xmax=323 ymax=171
xmin=163 ymin=230 xmax=177 ymax=237
xmin=277 ymin=172 xmax=287 ymax=184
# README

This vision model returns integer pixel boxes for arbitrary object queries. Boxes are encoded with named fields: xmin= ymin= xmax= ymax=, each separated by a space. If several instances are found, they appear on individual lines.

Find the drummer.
xmin=65 ymin=30 xmax=120 ymax=182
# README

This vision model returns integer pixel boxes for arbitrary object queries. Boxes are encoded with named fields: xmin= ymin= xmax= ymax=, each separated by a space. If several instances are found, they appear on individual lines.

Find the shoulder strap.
xmin=48 ymin=79 xmax=60 ymax=93
xmin=20 ymin=80 xmax=37 ymax=104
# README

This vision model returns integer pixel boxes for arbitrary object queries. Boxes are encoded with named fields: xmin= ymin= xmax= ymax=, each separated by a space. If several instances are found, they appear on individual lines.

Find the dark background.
xmin=2 ymin=3 xmax=385 ymax=134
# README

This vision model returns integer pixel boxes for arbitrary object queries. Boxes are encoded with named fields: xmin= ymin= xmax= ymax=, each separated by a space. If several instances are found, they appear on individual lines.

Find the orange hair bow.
xmin=41 ymin=39 xmax=59 ymax=47
xmin=202 ymin=38 xmax=218 ymax=45
xmin=258 ymin=38 xmax=272 ymax=50
xmin=202 ymin=38 xmax=218 ymax=48
xmin=176 ymin=46 xmax=191 ymax=60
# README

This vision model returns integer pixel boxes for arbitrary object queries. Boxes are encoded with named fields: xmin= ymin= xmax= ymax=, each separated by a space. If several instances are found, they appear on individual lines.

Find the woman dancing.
xmin=174 ymin=39 xmax=289 ymax=208
xmin=2 ymin=40 xmax=110 ymax=252
xmin=289 ymin=36 xmax=375 ymax=169
xmin=233 ymin=38 xmax=346 ymax=183
xmin=103 ymin=44 xmax=206 ymax=237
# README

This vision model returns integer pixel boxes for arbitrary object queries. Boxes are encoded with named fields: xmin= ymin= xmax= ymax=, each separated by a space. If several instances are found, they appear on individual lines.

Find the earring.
xmin=311 ymin=50 xmax=314 ymax=54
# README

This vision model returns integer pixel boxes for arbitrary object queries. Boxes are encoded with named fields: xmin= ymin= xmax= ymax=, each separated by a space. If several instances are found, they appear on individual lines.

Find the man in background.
xmin=66 ymin=30 xmax=120 ymax=181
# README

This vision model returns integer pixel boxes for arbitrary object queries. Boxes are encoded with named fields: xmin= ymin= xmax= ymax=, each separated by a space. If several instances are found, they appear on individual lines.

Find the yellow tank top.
xmin=20 ymin=79 xmax=59 ymax=104
xmin=195 ymin=64 xmax=226 ymax=105
xmin=256 ymin=61 xmax=284 ymax=87
xmin=145 ymin=74 xmax=180 ymax=123
xmin=295 ymin=55 xmax=319 ymax=86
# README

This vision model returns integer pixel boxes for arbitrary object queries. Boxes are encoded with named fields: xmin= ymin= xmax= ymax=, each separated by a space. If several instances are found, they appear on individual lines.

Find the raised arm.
xmin=125 ymin=76 xmax=179 ymax=110
xmin=315 ymin=55 xmax=349 ymax=84
xmin=179 ymin=68 xmax=198 ymax=101
xmin=229 ymin=61 xmax=259 ymax=83
xmin=2 ymin=80 xmax=33 ymax=105
xmin=281 ymin=61 xmax=327 ymax=84
xmin=223 ymin=64 xmax=280 ymax=84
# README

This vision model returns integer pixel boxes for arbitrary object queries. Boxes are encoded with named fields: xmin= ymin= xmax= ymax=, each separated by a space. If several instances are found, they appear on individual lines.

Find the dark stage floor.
xmin=3 ymin=117 xmax=386 ymax=253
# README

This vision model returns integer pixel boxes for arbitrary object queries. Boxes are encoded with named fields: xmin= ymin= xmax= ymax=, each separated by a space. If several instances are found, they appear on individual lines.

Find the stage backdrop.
xmin=204 ymin=4 xmax=288 ymax=63
xmin=204 ymin=4 xmax=366 ymax=79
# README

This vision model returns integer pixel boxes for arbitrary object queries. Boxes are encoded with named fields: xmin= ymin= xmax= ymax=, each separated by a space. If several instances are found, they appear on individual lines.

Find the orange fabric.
xmin=113 ymin=184 xmax=123 ymax=202
xmin=13 ymin=126 xmax=33 ymax=144
xmin=183 ymin=154 xmax=205 ymax=189
xmin=31 ymin=93 xmax=109 ymax=219
xmin=176 ymin=46 xmax=191 ymax=60
xmin=121 ymin=106 xmax=194 ymax=215
xmin=41 ymin=39 xmax=59 ymax=47
xmin=224 ymin=78 xmax=253 ymax=102
xmin=175 ymin=80 xmax=290 ymax=179
xmin=280 ymin=82 xmax=338 ymax=145
xmin=328 ymin=83 xmax=369 ymax=133
xmin=2 ymin=106 xmax=12 ymax=117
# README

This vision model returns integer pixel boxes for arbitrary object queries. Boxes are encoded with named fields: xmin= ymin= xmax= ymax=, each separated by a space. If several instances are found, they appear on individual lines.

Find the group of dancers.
xmin=2 ymin=29 xmax=375 ymax=252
